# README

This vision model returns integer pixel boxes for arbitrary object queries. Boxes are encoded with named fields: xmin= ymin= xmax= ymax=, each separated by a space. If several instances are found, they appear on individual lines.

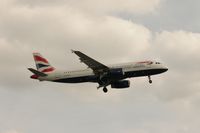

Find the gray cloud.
xmin=124 ymin=0 xmax=200 ymax=32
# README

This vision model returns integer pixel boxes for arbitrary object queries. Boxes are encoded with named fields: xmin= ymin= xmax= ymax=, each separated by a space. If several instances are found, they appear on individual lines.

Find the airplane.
xmin=28 ymin=50 xmax=168 ymax=93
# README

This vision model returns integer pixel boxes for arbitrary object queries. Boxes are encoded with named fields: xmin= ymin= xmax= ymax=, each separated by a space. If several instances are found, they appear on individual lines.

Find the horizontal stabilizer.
xmin=28 ymin=68 xmax=47 ymax=77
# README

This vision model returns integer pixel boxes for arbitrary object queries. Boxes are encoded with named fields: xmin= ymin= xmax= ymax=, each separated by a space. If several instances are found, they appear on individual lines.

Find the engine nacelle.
xmin=111 ymin=80 xmax=130 ymax=89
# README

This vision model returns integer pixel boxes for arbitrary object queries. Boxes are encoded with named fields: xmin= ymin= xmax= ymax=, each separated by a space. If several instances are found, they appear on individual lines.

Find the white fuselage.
xmin=38 ymin=61 xmax=168 ymax=83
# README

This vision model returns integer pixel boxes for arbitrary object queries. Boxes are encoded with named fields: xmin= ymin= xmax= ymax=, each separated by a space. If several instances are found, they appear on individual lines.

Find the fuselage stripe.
xmin=42 ymin=67 xmax=55 ymax=73
xmin=37 ymin=64 xmax=50 ymax=68
xmin=34 ymin=55 xmax=49 ymax=64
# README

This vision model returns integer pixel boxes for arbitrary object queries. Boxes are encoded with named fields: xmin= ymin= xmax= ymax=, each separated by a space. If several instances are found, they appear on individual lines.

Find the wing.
xmin=72 ymin=50 xmax=109 ymax=74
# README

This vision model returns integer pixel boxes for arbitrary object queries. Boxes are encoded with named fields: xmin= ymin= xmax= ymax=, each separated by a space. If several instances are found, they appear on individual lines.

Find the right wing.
xmin=72 ymin=50 xmax=109 ymax=74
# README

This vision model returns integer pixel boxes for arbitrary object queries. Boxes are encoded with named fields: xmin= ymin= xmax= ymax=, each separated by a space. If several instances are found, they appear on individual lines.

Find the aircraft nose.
xmin=163 ymin=67 xmax=168 ymax=72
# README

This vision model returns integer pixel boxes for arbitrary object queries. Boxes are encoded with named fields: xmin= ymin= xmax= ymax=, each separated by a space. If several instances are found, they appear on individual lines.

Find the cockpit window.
xmin=155 ymin=62 xmax=161 ymax=64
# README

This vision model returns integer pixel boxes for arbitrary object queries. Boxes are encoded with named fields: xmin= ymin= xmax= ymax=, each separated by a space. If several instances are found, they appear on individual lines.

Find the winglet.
xmin=71 ymin=49 xmax=75 ymax=53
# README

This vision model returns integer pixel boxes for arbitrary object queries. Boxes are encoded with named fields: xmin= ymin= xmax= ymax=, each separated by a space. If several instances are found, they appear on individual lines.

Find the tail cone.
xmin=30 ymin=75 xmax=38 ymax=79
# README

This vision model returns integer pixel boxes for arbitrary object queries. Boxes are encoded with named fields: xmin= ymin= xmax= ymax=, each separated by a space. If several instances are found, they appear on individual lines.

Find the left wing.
xmin=72 ymin=50 xmax=109 ymax=74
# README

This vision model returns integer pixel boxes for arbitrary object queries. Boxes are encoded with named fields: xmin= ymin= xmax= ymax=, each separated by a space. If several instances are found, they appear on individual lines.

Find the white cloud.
xmin=0 ymin=1 xmax=152 ymax=54
xmin=1 ymin=130 xmax=21 ymax=133
xmin=0 ymin=0 xmax=200 ymax=133
xmin=0 ymin=0 xmax=200 ymax=102
xmin=0 ymin=1 xmax=152 ymax=88
xmin=9 ymin=0 xmax=161 ymax=15
xmin=146 ymin=30 xmax=200 ymax=102
xmin=67 ymin=0 xmax=161 ymax=15
xmin=154 ymin=30 xmax=200 ymax=59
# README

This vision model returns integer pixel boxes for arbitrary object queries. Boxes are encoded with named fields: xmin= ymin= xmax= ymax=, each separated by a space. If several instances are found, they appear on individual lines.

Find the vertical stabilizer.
xmin=33 ymin=53 xmax=55 ymax=73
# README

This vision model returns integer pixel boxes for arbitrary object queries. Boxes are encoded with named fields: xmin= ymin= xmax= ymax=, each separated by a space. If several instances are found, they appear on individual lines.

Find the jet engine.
xmin=111 ymin=80 xmax=130 ymax=89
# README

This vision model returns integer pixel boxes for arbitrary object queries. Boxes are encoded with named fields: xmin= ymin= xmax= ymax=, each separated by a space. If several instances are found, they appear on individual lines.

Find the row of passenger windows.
xmin=63 ymin=62 xmax=161 ymax=74
xmin=64 ymin=70 xmax=89 ymax=74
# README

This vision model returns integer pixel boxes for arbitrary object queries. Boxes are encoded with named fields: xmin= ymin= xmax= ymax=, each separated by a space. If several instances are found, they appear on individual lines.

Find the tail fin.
xmin=33 ymin=53 xmax=55 ymax=73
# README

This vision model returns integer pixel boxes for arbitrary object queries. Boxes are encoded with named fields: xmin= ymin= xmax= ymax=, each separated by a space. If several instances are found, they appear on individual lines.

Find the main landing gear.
xmin=148 ymin=76 xmax=152 ymax=84
xmin=97 ymin=84 xmax=108 ymax=93
xmin=103 ymin=87 xmax=108 ymax=93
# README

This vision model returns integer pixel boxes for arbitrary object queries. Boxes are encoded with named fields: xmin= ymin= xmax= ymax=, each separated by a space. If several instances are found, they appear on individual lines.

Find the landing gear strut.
xmin=103 ymin=87 xmax=108 ymax=93
xmin=148 ymin=76 xmax=152 ymax=84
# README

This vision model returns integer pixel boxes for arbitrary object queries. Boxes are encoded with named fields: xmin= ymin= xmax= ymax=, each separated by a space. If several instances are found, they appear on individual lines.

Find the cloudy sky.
xmin=1 ymin=0 xmax=200 ymax=133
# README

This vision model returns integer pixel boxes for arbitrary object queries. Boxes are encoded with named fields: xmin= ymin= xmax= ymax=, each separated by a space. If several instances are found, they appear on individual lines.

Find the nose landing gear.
xmin=148 ymin=76 xmax=152 ymax=84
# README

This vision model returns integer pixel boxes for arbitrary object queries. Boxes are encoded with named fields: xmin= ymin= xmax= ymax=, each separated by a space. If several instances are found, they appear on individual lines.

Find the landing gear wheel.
xmin=148 ymin=76 xmax=152 ymax=84
xmin=103 ymin=87 xmax=108 ymax=93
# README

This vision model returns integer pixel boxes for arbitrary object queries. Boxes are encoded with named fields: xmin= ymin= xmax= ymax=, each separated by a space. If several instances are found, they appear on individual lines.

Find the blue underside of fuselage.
xmin=52 ymin=69 xmax=167 ymax=83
